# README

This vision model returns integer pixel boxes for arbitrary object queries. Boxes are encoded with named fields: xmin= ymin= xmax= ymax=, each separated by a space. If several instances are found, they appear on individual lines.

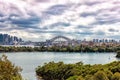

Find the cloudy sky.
xmin=0 ymin=0 xmax=120 ymax=41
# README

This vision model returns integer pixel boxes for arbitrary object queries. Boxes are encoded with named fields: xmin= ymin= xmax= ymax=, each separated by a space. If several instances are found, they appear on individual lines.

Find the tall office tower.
xmin=0 ymin=34 xmax=23 ymax=45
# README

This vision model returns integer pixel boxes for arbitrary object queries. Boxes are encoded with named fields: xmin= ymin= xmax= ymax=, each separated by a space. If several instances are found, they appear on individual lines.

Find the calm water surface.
xmin=0 ymin=52 xmax=119 ymax=80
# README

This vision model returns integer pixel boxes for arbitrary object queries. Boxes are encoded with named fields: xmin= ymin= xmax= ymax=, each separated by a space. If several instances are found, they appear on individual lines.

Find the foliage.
xmin=0 ymin=54 xmax=22 ymax=80
xmin=116 ymin=50 xmax=120 ymax=58
xmin=36 ymin=61 xmax=74 ymax=80
xmin=36 ymin=61 xmax=120 ymax=80
xmin=112 ymin=72 xmax=120 ymax=80
xmin=67 ymin=76 xmax=79 ymax=80
xmin=92 ymin=71 xmax=109 ymax=80
xmin=0 ymin=44 xmax=120 ymax=52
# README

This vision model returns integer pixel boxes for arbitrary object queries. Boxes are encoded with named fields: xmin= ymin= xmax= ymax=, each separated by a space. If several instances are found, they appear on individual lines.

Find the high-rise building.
xmin=0 ymin=34 xmax=23 ymax=45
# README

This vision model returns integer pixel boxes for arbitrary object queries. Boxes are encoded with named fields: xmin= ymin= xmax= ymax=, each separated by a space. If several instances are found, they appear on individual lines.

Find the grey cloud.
xmin=84 ymin=1 xmax=104 ymax=6
xmin=10 ymin=16 xmax=41 ymax=28
xmin=91 ymin=12 xmax=120 ymax=25
xmin=108 ymin=28 xmax=119 ymax=32
xmin=35 ymin=0 xmax=49 ymax=2
xmin=107 ymin=35 xmax=120 ymax=39
xmin=80 ymin=12 xmax=97 ymax=17
xmin=74 ymin=32 xmax=94 ymax=35
xmin=48 ymin=22 xmax=70 ymax=28
xmin=0 ymin=13 xmax=4 ymax=17
xmin=93 ymin=18 xmax=120 ymax=25
xmin=24 ymin=29 xmax=94 ymax=36
xmin=43 ymin=4 xmax=70 ymax=15
xmin=95 ymin=30 xmax=105 ymax=35
xmin=0 ymin=13 xmax=41 ymax=31
xmin=77 ymin=25 xmax=94 ymax=29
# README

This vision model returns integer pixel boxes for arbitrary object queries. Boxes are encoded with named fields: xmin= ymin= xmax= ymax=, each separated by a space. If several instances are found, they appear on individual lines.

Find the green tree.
xmin=112 ymin=72 xmax=120 ymax=80
xmin=0 ymin=54 xmax=22 ymax=80
xmin=93 ymin=71 xmax=109 ymax=80
xmin=36 ymin=61 xmax=120 ymax=80
xmin=85 ymin=75 xmax=93 ymax=80
xmin=77 ymin=76 xmax=85 ymax=80
xmin=67 ymin=76 xmax=78 ymax=80
xmin=105 ymin=71 xmax=113 ymax=80
xmin=67 ymin=76 xmax=84 ymax=80
xmin=116 ymin=51 xmax=120 ymax=58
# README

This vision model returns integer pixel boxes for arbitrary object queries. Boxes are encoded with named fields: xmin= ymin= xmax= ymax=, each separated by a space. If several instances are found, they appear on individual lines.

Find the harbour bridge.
xmin=50 ymin=35 xmax=71 ymax=42
xmin=46 ymin=35 xmax=72 ymax=46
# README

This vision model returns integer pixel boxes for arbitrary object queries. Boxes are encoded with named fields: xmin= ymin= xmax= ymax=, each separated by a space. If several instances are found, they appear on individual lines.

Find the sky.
xmin=0 ymin=0 xmax=120 ymax=41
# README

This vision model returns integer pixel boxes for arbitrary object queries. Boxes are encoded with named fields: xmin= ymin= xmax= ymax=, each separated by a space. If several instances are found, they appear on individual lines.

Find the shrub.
xmin=0 ymin=54 xmax=22 ymax=80
xmin=93 ymin=71 xmax=109 ymax=80
xmin=116 ymin=51 xmax=120 ymax=58
xmin=112 ymin=72 xmax=120 ymax=80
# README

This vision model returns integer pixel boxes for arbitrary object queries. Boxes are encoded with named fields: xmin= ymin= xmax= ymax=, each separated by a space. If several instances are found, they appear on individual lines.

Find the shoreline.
xmin=0 ymin=45 xmax=119 ymax=53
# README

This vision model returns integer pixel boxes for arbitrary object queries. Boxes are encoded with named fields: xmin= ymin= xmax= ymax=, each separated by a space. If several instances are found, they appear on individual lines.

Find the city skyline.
xmin=0 ymin=0 xmax=120 ymax=41
xmin=0 ymin=33 xmax=22 ymax=45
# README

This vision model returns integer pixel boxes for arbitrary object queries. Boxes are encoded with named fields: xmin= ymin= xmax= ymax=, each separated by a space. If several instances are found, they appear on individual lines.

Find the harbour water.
xmin=0 ymin=52 xmax=119 ymax=80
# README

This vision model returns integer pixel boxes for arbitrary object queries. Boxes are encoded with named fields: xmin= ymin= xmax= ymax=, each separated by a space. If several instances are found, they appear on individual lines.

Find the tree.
xmin=93 ymin=71 xmax=109 ymax=80
xmin=112 ymin=72 xmax=120 ymax=80
xmin=67 ymin=76 xmax=84 ymax=80
xmin=0 ymin=54 xmax=22 ymax=80
xmin=36 ymin=61 xmax=120 ymax=80
xmin=85 ymin=75 xmax=93 ymax=80
xmin=67 ymin=76 xmax=78 ymax=80
xmin=36 ymin=61 xmax=74 ymax=80
xmin=116 ymin=51 xmax=120 ymax=58
xmin=77 ymin=76 xmax=85 ymax=80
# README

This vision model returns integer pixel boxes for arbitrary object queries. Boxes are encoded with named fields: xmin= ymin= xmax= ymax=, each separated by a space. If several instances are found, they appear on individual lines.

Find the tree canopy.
xmin=36 ymin=61 xmax=120 ymax=80
xmin=0 ymin=54 xmax=22 ymax=80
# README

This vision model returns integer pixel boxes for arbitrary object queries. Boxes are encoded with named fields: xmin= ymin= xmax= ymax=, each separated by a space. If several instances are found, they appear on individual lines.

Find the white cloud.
xmin=71 ymin=16 xmax=96 ymax=26
xmin=92 ymin=24 xmax=120 ymax=37
xmin=0 ymin=0 xmax=120 ymax=41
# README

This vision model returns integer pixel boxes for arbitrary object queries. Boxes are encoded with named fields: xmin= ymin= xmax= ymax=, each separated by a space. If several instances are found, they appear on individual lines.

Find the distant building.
xmin=0 ymin=34 xmax=23 ymax=45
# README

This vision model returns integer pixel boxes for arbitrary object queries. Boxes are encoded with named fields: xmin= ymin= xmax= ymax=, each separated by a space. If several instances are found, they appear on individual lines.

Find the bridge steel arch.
xmin=50 ymin=36 xmax=72 ymax=43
